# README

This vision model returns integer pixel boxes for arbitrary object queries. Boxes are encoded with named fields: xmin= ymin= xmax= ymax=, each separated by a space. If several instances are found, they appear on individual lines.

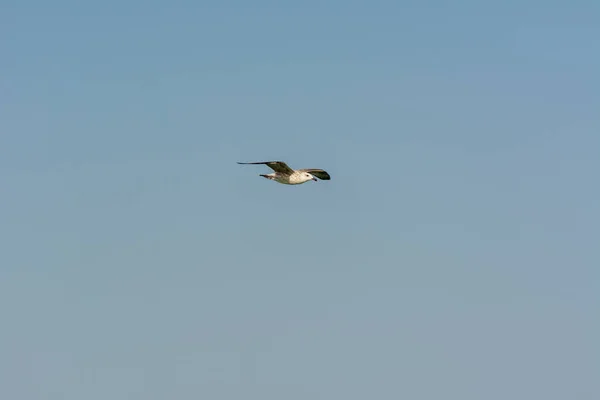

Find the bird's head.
xmin=302 ymin=172 xmax=317 ymax=182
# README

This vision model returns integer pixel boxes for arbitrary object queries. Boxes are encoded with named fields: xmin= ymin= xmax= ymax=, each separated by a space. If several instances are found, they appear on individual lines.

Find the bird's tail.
xmin=260 ymin=174 xmax=274 ymax=180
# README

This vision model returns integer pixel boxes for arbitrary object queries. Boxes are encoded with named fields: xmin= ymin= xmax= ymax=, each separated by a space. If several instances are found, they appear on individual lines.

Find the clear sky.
xmin=1 ymin=1 xmax=599 ymax=399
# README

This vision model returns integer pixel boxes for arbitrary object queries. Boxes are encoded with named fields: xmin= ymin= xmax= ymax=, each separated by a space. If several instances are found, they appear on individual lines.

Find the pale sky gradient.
xmin=2 ymin=1 xmax=599 ymax=399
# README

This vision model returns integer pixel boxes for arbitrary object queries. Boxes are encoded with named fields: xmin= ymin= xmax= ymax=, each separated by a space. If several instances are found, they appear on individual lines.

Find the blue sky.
xmin=1 ymin=1 xmax=599 ymax=399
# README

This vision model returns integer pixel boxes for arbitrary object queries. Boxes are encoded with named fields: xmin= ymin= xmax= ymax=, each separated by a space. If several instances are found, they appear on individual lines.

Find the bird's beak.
xmin=312 ymin=178 xmax=317 ymax=181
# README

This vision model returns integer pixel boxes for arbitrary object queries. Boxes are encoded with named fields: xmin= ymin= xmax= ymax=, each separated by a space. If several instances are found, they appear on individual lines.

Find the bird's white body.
xmin=261 ymin=171 xmax=316 ymax=185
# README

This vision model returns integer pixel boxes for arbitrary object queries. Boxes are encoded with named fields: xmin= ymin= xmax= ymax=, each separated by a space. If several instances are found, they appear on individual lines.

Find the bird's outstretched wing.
xmin=237 ymin=161 xmax=295 ymax=175
xmin=298 ymin=168 xmax=331 ymax=180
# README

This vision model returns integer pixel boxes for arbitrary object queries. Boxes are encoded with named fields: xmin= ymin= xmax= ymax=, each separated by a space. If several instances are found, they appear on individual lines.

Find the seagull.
xmin=237 ymin=160 xmax=331 ymax=185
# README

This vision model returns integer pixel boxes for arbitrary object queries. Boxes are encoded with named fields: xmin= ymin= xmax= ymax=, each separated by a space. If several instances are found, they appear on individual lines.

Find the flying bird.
xmin=237 ymin=160 xmax=331 ymax=185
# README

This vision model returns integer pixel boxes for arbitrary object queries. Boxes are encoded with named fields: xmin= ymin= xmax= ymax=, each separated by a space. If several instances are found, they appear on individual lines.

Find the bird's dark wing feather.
xmin=299 ymin=168 xmax=331 ymax=180
xmin=237 ymin=161 xmax=295 ymax=175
